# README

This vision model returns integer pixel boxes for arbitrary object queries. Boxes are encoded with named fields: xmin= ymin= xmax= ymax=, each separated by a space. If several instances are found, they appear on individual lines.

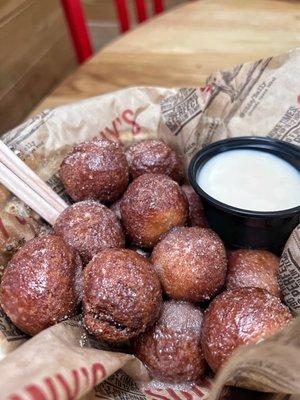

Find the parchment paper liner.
xmin=0 ymin=47 xmax=299 ymax=400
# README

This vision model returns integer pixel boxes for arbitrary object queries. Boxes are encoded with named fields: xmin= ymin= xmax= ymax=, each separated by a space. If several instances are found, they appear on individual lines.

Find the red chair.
xmin=115 ymin=0 xmax=165 ymax=33
xmin=61 ymin=0 xmax=94 ymax=64
xmin=61 ymin=0 xmax=166 ymax=63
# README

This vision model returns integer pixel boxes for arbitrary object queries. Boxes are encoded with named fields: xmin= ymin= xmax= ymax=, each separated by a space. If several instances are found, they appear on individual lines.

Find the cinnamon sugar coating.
xmin=126 ymin=139 xmax=184 ymax=182
xmin=59 ymin=138 xmax=129 ymax=203
xmin=54 ymin=201 xmax=125 ymax=264
xmin=120 ymin=173 xmax=188 ymax=248
xmin=134 ymin=300 xmax=206 ymax=383
xmin=110 ymin=198 xmax=122 ymax=220
xmin=181 ymin=185 xmax=208 ymax=227
xmin=226 ymin=249 xmax=281 ymax=298
xmin=0 ymin=234 xmax=82 ymax=336
xmin=201 ymin=288 xmax=293 ymax=372
xmin=152 ymin=227 xmax=227 ymax=302
xmin=83 ymin=249 xmax=162 ymax=343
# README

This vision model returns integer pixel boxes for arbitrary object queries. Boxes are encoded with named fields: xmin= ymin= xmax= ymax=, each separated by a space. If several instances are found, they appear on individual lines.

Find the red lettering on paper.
xmin=80 ymin=366 xmax=90 ymax=387
xmin=9 ymin=362 xmax=107 ymax=400
xmin=122 ymin=109 xmax=141 ymax=135
xmin=144 ymin=389 xmax=170 ymax=400
xmin=91 ymin=362 xmax=106 ymax=386
xmin=44 ymin=377 xmax=58 ymax=400
xmin=167 ymin=388 xmax=181 ymax=400
xmin=25 ymin=384 xmax=47 ymax=400
xmin=181 ymin=390 xmax=194 ymax=400
xmin=99 ymin=108 xmax=141 ymax=139
xmin=192 ymin=386 xmax=205 ymax=397
xmin=55 ymin=369 xmax=80 ymax=400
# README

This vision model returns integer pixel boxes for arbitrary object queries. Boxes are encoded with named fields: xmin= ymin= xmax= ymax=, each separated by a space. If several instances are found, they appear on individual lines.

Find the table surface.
xmin=31 ymin=0 xmax=300 ymax=115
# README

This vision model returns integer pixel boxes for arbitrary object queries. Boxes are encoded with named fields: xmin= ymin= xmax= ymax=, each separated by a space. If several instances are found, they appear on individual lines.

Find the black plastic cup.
xmin=188 ymin=137 xmax=300 ymax=254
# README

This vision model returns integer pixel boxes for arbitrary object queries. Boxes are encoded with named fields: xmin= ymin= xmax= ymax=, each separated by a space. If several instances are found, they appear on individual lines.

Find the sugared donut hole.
xmin=54 ymin=200 xmax=125 ymax=265
xmin=83 ymin=248 xmax=162 ymax=343
xmin=120 ymin=173 xmax=188 ymax=248
xmin=201 ymin=288 xmax=293 ymax=372
xmin=126 ymin=139 xmax=184 ymax=182
xmin=152 ymin=226 xmax=227 ymax=302
xmin=59 ymin=138 xmax=129 ymax=203
xmin=134 ymin=300 xmax=206 ymax=383
xmin=226 ymin=249 xmax=281 ymax=298
xmin=0 ymin=234 xmax=82 ymax=336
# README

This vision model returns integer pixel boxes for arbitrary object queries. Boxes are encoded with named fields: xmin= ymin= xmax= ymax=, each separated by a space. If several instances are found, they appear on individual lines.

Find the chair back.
xmin=115 ymin=0 xmax=165 ymax=33
xmin=61 ymin=0 xmax=93 ymax=63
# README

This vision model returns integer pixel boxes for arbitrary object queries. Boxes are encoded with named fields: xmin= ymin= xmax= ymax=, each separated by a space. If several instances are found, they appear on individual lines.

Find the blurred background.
xmin=85 ymin=0 xmax=184 ymax=49
xmin=1 ymin=0 xmax=299 ymax=135
xmin=0 ymin=0 xmax=185 ymax=134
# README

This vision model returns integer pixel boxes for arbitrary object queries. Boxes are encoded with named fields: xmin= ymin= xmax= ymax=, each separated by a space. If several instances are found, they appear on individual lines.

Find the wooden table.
xmin=31 ymin=0 xmax=300 ymax=115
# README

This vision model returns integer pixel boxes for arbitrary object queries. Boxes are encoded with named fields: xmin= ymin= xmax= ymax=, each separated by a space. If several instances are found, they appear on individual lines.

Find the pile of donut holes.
xmin=0 ymin=137 xmax=292 ymax=385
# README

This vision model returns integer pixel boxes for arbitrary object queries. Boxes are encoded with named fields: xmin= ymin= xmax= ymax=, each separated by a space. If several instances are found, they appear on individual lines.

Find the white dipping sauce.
xmin=197 ymin=149 xmax=300 ymax=212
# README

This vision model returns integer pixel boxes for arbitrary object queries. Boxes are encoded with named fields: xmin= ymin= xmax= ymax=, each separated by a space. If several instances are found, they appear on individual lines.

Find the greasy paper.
xmin=0 ymin=48 xmax=299 ymax=400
